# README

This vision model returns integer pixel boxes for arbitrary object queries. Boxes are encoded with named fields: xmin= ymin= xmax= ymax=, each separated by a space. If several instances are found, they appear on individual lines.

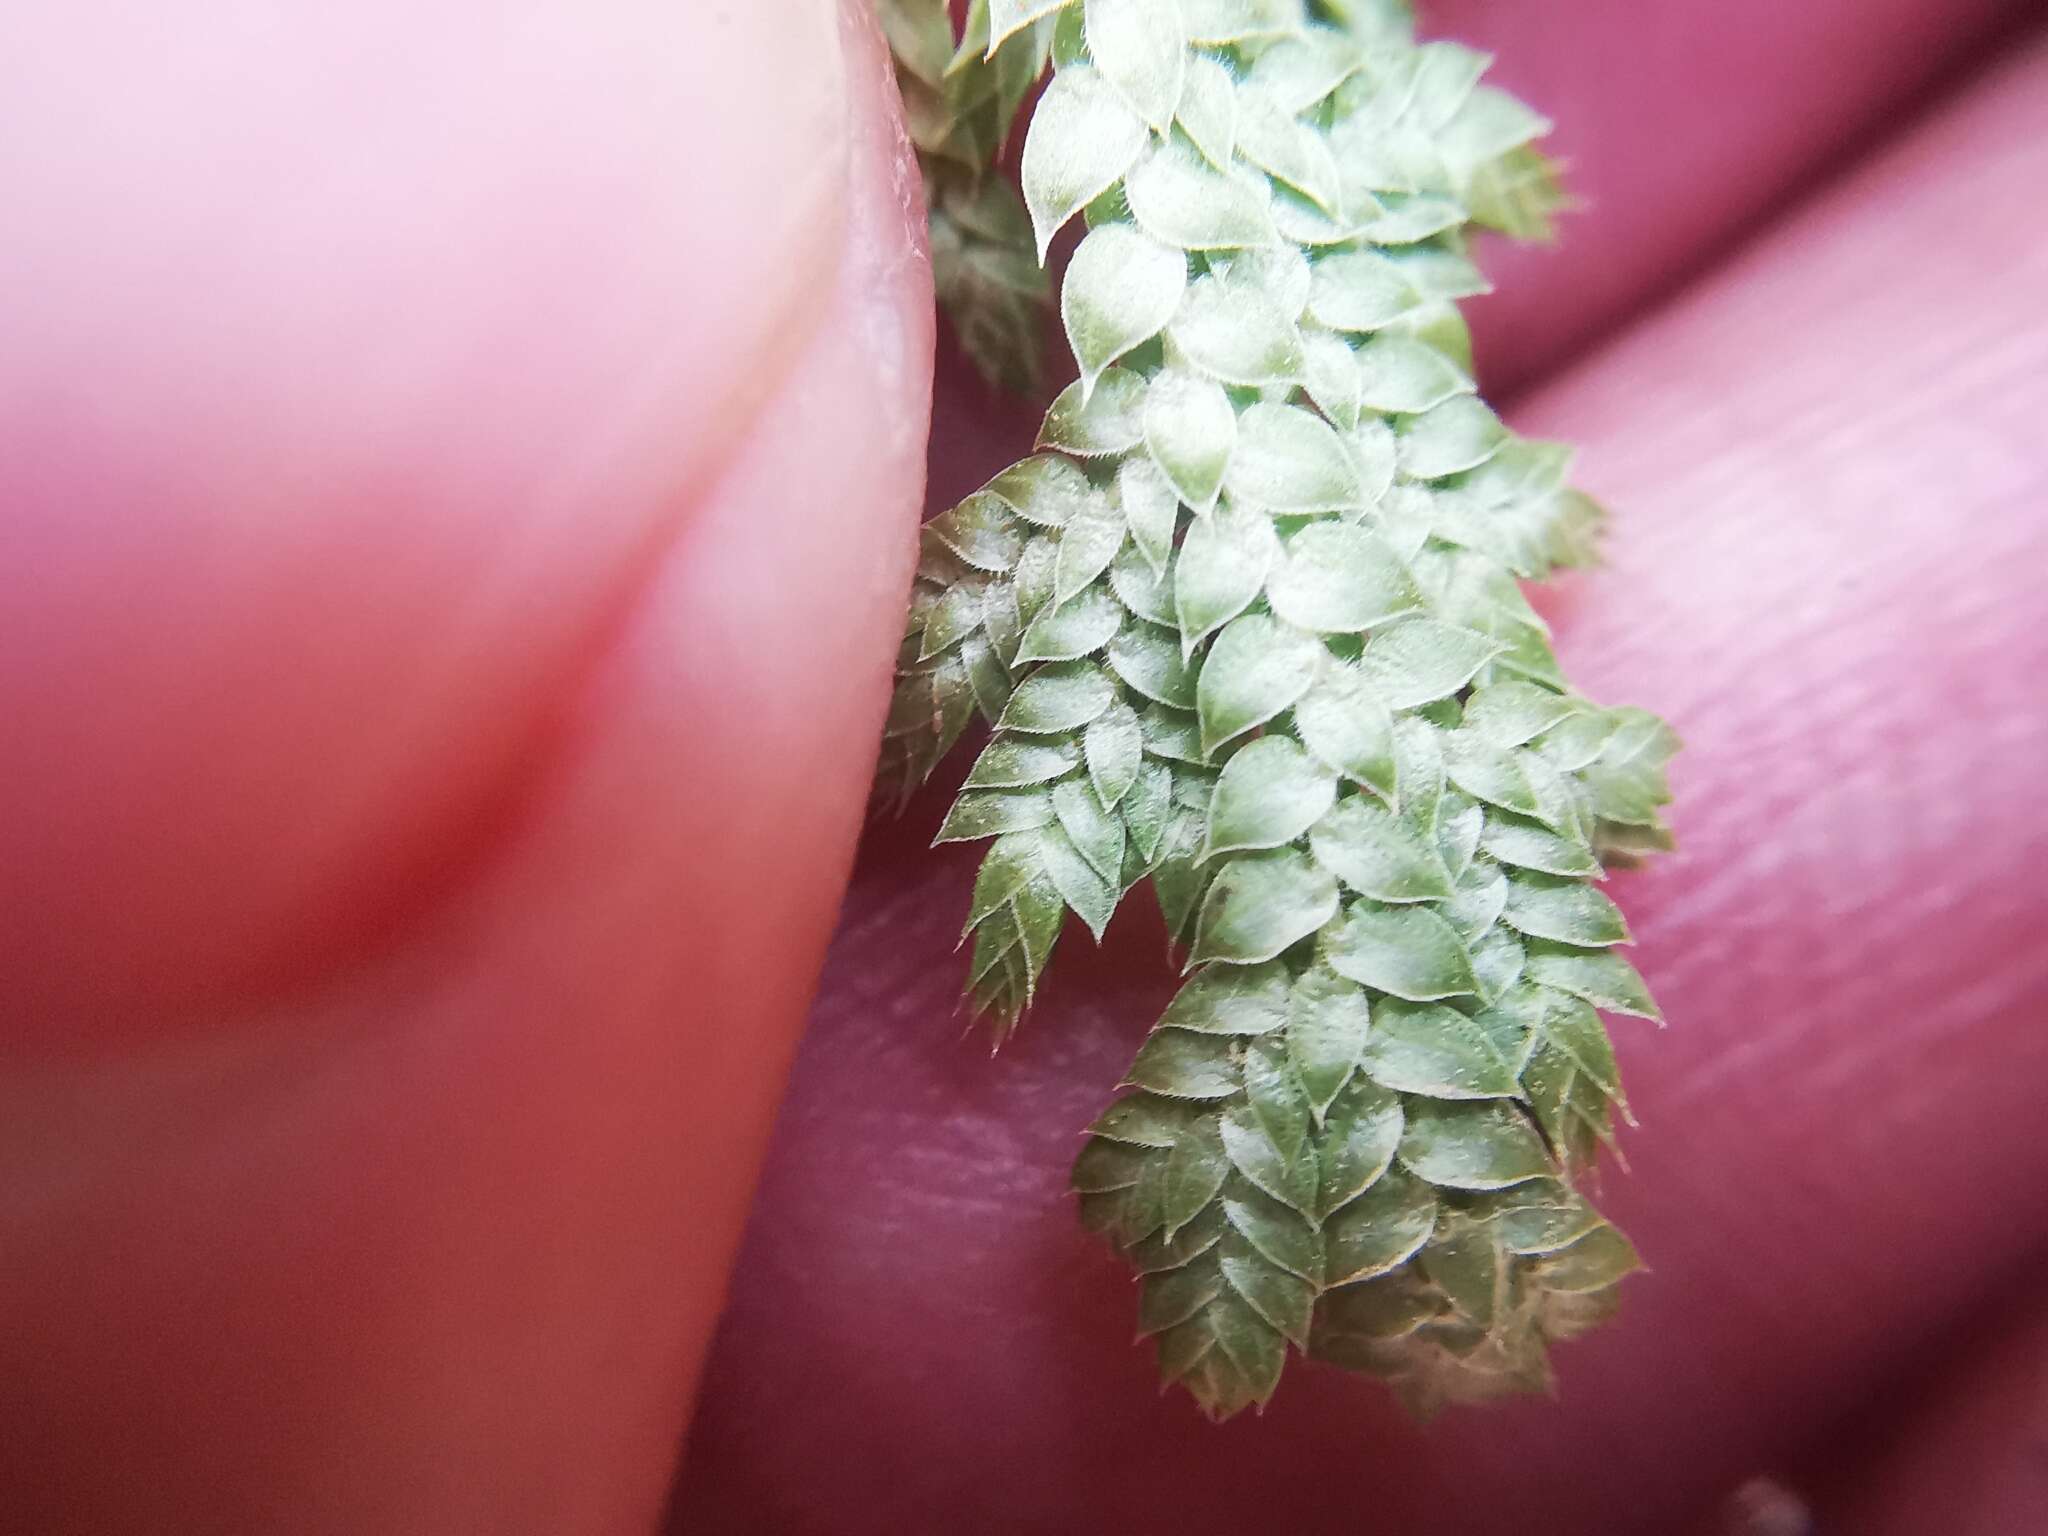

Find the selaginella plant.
xmin=876 ymin=0 xmax=1677 ymax=1421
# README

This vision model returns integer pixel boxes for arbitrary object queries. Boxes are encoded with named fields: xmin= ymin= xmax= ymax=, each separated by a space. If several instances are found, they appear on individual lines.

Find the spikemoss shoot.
xmin=878 ymin=0 xmax=1676 ymax=1420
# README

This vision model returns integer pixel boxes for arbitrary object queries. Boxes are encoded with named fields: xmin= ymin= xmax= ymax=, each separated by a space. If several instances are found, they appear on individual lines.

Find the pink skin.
xmin=0 ymin=2 xmax=2043 ymax=1533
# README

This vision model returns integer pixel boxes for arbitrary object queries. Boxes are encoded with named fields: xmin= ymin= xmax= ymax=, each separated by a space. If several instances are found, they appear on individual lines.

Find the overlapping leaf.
xmin=879 ymin=0 xmax=1674 ymax=1420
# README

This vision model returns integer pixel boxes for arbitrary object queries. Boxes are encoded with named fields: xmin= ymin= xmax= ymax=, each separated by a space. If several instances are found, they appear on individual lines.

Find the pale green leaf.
xmin=1225 ymin=1189 xmax=1325 ymax=1284
xmin=1502 ymin=875 xmax=1629 ymax=948
xmin=1038 ymin=366 xmax=1148 ymax=456
xmin=1443 ymin=730 xmax=1542 ymax=817
xmin=1435 ymin=793 xmax=1485 ymax=882
xmin=1062 ymin=222 xmax=1188 ymax=396
xmin=1442 ymin=860 xmax=1508 ymax=944
xmin=1300 ymin=330 xmax=1362 ymax=430
xmin=1480 ymin=814 xmax=1600 ymax=878
xmin=1088 ymin=1092 xmax=1200 ymax=1149
xmin=1173 ymin=502 xmax=1277 ymax=654
xmin=1399 ymin=1099 xmax=1552 ymax=1190
xmin=1532 ymin=984 xmax=1624 ymax=1099
xmin=1127 ymin=1198 xmax=1229 ymax=1271
xmin=1110 ymin=540 xmax=1177 ymax=632
xmin=1053 ymin=778 xmax=1128 ymax=883
xmin=1161 ymin=1118 xmax=1232 ymax=1236
xmin=1218 ymin=244 xmax=1313 ymax=319
xmin=1125 ymin=1026 xmax=1241 ymax=1099
xmin=996 ymin=658 xmax=1116 ymax=732
xmin=1362 ymin=618 xmax=1501 ymax=709
xmin=1016 ymin=584 xmax=1125 ymax=662
xmin=1437 ymin=85 xmax=1551 ymax=171
xmin=1419 ymin=1219 xmax=1503 ymax=1329
xmin=1072 ymin=1138 xmax=1153 ymax=1200
xmin=985 ymin=454 xmax=1096 ymax=529
xmin=1266 ymin=523 xmax=1423 ymax=634
xmin=1471 ymin=933 xmax=1526 ymax=1017
xmin=916 ymin=579 xmax=985 ymax=662
xmin=1177 ymin=53 xmax=1239 ymax=169
xmin=1382 ymin=243 xmax=1490 ymax=302
xmin=1139 ymin=700 xmax=1206 ymax=761
xmin=1196 ymin=613 xmax=1325 ymax=755
xmin=1323 ymin=901 xmax=1479 ymax=1001
xmin=927 ymin=491 xmax=1025 ymax=572
xmin=1307 ymin=249 xmax=1422 ymax=332
xmin=1396 ymin=394 xmax=1507 ymax=479
xmin=1354 ymin=334 xmax=1474 ymax=414
xmin=1405 ymin=42 xmax=1489 ymax=131
xmin=1323 ymin=1168 xmax=1437 ymax=1284
xmin=935 ymin=788 xmax=1056 ymax=844
xmin=1084 ymin=700 xmax=1143 ymax=808
xmin=1138 ymin=1259 xmax=1223 ymax=1334
xmin=1315 ymin=1077 xmax=1404 ymax=1217
xmin=1222 ymin=1248 xmax=1315 ymax=1346
xmin=1286 ymin=962 xmax=1372 ymax=1120
xmin=1462 ymin=681 xmax=1574 ymax=747
xmin=1244 ymin=30 xmax=1362 ymax=113
xmin=1204 ymin=736 xmax=1338 ymax=858
xmin=1125 ymin=139 xmax=1278 ymax=250
xmin=1392 ymin=715 xmax=1446 ymax=829
xmin=1116 ymin=454 xmax=1181 ymax=577
xmin=1223 ymin=401 xmax=1365 ymax=513
xmin=1242 ymin=1037 xmax=1313 ymax=1164
xmin=1084 ymin=0 xmax=1186 ymax=133
xmin=1038 ymin=820 xmax=1119 ymax=937
xmin=989 ymin=0 xmax=1076 ymax=54
xmin=1106 ymin=620 xmax=1199 ymax=707
xmin=1123 ymin=759 xmax=1174 ymax=862
xmin=963 ymin=735 xmax=1082 ymax=789
xmin=1191 ymin=847 xmax=1340 ymax=965
xmin=1165 ymin=276 xmax=1304 ymax=386
xmin=1309 ymin=796 xmax=1455 ymax=902
xmin=1021 ymin=65 xmax=1150 ymax=258
xmin=1293 ymin=665 xmax=1397 ymax=800
xmin=1160 ymin=960 xmax=1291 ymax=1035
xmin=1181 ymin=0 xmax=1306 ymax=46
xmin=1359 ymin=999 xmax=1519 ymax=1099
xmin=1143 ymin=367 xmax=1236 ymax=512
xmin=1220 ymin=1103 xmax=1318 ymax=1215
xmin=1054 ymin=496 xmax=1127 ymax=603
xmin=963 ymin=830 xmax=1042 ymax=933
xmin=1234 ymin=83 xmax=1342 ymax=211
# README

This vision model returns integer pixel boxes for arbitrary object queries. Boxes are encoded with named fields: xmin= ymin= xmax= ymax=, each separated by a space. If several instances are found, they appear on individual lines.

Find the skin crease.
xmin=1 ymin=5 xmax=2044 ymax=1536
xmin=0 ymin=0 xmax=928 ymax=1530
xmin=675 ymin=20 xmax=2048 ymax=1536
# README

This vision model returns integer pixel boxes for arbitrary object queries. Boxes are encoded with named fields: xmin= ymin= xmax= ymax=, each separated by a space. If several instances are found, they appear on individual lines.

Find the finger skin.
xmin=0 ymin=0 xmax=845 ymax=1032
xmin=675 ymin=36 xmax=2048 ymax=1536
xmin=0 ymin=1 xmax=931 ymax=1530
xmin=1431 ymin=0 xmax=2038 ymax=391
xmin=1805 ymin=1281 xmax=2048 ymax=1534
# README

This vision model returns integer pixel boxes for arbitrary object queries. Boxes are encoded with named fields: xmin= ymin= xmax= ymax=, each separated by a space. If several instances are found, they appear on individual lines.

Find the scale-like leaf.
xmin=1266 ymin=523 xmax=1423 ymax=634
xmin=1359 ymin=999 xmax=1519 ymax=1099
xmin=1196 ymin=614 xmax=1325 ymax=755
xmin=1022 ymin=65 xmax=1149 ymax=257
xmin=1063 ymin=222 xmax=1188 ymax=397
xmin=1310 ymin=797 xmax=1455 ymax=903
xmin=1084 ymin=0 xmax=1187 ymax=132
xmin=1204 ymin=737 xmax=1338 ymax=857
xmin=1223 ymin=402 xmax=1365 ymax=513
xmin=1191 ymin=848 xmax=1340 ymax=965
xmin=1323 ymin=901 xmax=1480 ymax=1001
xmin=1143 ymin=367 xmax=1236 ymax=512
